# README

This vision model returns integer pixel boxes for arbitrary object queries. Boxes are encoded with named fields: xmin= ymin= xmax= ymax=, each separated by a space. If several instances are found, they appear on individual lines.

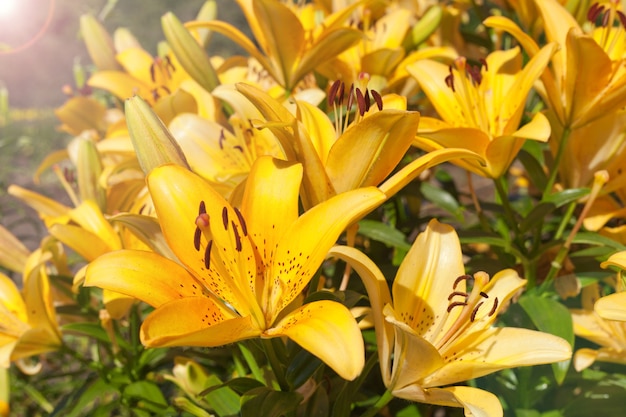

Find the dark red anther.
xmin=618 ymin=10 xmax=626 ymax=28
xmin=471 ymin=302 xmax=484 ymax=322
xmin=338 ymin=81 xmax=345 ymax=106
xmin=602 ymin=8 xmax=611 ymax=27
xmin=149 ymin=62 xmax=157 ymax=83
xmin=447 ymin=301 xmax=467 ymax=312
xmin=204 ymin=240 xmax=213 ymax=269
xmin=479 ymin=291 xmax=489 ymax=298
xmin=165 ymin=55 xmax=176 ymax=72
xmin=232 ymin=221 xmax=242 ymax=252
xmin=448 ymin=291 xmax=469 ymax=300
xmin=194 ymin=227 xmax=202 ymax=251
xmin=234 ymin=145 xmax=244 ymax=153
xmin=468 ymin=65 xmax=482 ymax=85
xmin=488 ymin=297 xmax=499 ymax=316
xmin=364 ymin=88 xmax=371 ymax=112
xmin=198 ymin=201 xmax=207 ymax=215
xmin=218 ymin=129 xmax=226 ymax=150
xmin=587 ymin=2 xmax=602 ymax=22
xmin=445 ymin=72 xmax=455 ymax=92
xmin=355 ymin=88 xmax=366 ymax=116
xmin=222 ymin=207 xmax=229 ymax=230
xmin=453 ymin=274 xmax=472 ymax=289
xmin=479 ymin=58 xmax=488 ymax=72
xmin=234 ymin=207 xmax=248 ymax=236
xmin=371 ymin=89 xmax=383 ymax=111
xmin=328 ymin=79 xmax=341 ymax=107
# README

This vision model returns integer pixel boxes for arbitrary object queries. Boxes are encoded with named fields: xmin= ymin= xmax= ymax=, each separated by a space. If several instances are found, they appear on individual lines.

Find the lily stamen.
xmin=234 ymin=207 xmax=248 ymax=236
xmin=328 ymin=74 xmax=385 ymax=137
xmin=222 ymin=206 xmax=229 ymax=230
xmin=436 ymin=272 xmax=498 ymax=351
xmin=443 ymin=57 xmax=490 ymax=132
xmin=587 ymin=1 xmax=626 ymax=54
xmin=203 ymin=240 xmax=212 ymax=269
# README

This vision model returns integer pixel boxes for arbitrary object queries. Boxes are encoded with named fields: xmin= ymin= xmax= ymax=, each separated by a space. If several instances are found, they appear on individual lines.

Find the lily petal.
xmin=595 ymin=292 xmax=626 ymax=321
xmin=379 ymin=148 xmax=485 ymax=197
xmin=241 ymin=157 xmax=301 ymax=271
xmin=88 ymin=71 xmax=153 ymax=102
xmin=147 ymin=164 xmax=260 ymax=317
xmin=392 ymin=385 xmax=503 ymax=417
xmin=141 ymin=297 xmax=259 ymax=347
xmin=424 ymin=327 xmax=572 ymax=387
xmin=325 ymin=110 xmax=419 ymax=194
xmin=85 ymin=250 xmax=209 ymax=308
xmin=0 ymin=273 xmax=27 ymax=324
xmin=268 ymin=184 xmax=385 ymax=318
xmin=384 ymin=305 xmax=445 ymax=388
xmin=327 ymin=245 xmax=394 ymax=383
xmin=266 ymin=300 xmax=364 ymax=381
xmin=392 ymin=219 xmax=465 ymax=341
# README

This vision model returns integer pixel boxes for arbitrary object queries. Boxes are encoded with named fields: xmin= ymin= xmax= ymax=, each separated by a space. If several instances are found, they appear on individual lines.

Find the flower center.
xmin=587 ymin=1 xmax=626 ymax=58
xmin=327 ymin=72 xmax=383 ymax=137
xmin=443 ymin=56 xmax=490 ymax=132
xmin=149 ymin=56 xmax=176 ymax=101
xmin=193 ymin=201 xmax=248 ymax=270
xmin=434 ymin=271 xmax=499 ymax=352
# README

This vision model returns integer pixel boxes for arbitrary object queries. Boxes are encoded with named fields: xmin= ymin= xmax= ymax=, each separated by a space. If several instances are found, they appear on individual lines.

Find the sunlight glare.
xmin=0 ymin=0 xmax=18 ymax=19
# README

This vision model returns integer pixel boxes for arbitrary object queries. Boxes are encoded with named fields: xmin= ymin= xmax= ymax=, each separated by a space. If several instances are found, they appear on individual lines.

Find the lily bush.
xmin=5 ymin=0 xmax=626 ymax=415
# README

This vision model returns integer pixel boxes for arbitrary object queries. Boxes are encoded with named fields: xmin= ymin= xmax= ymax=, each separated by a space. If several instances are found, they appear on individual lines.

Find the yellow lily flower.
xmin=485 ymin=0 xmax=626 ymax=130
xmin=0 ymin=251 xmax=62 ymax=370
xmin=593 ymin=251 xmax=626 ymax=322
xmin=408 ymin=44 xmax=555 ymax=178
xmin=85 ymin=157 xmax=386 ymax=380
xmin=330 ymin=219 xmax=572 ymax=415
xmin=167 ymin=84 xmax=286 ymax=199
xmin=185 ymin=0 xmax=364 ymax=92
xmin=570 ymin=282 xmax=626 ymax=371
xmin=235 ymin=82 xmax=481 ymax=209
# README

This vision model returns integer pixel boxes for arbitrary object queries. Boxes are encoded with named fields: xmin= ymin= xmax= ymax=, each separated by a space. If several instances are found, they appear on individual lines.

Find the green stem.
xmin=554 ymin=201 xmax=577 ymax=241
xmin=262 ymin=338 xmax=289 ymax=391
xmin=544 ymin=126 xmax=571 ymax=196
xmin=493 ymin=176 xmax=520 ymax=236
xmin=359 ymin=389 xmax=394 ymax=417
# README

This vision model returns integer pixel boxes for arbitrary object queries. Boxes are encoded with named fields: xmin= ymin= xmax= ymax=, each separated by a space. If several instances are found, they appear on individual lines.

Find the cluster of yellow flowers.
xmin=4 ymin=0 xmax=626 ymax=416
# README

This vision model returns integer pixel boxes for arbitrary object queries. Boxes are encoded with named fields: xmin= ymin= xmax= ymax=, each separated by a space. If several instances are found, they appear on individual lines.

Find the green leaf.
xmin=220 ymin=377 xmax=265 ymax=395
xmin=519 ymin=202 xmax=556 ymax=233
xmin=572 ymin=232 xmax=626 ymax=250
xmin=518 ymin=145 xmax=546 ymax=191
xmin=518 ymin=294 xmax=573 ymax=384
xmin=123 ymin=381 xmax=167 ymax=406
xmin=420 ymin=181 xmax=464 ymax=222
xmin=50 ymin=378 xmax=119 ymax=417
xmin=202 ymin=375 xmax=241 ymax=416
xmin=61 ymin=322 xmax=131 ymax=350
xmin=297 ymin=384 xmax=329 ymax=417
xmin=357 ymin=219 xmax=411 ymax=251
xmin=286 ymin=348 xmax=323 ymax=389
xmin=542 ymin=188 xmax=589 ymax=206
xmin=240 ymin=387 xmax=302 ymax=417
